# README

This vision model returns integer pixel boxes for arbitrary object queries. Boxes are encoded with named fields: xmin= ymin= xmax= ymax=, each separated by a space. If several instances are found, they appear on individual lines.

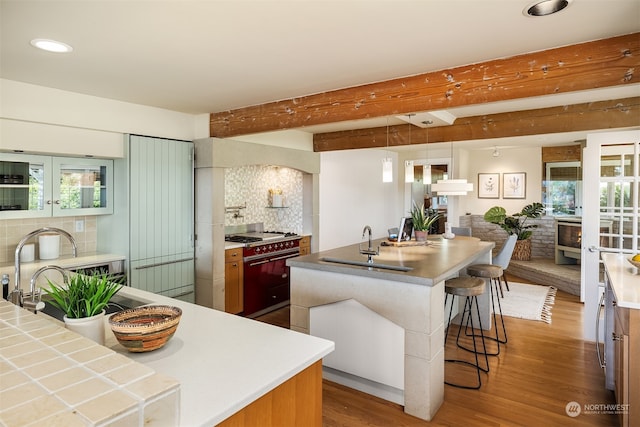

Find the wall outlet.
xmin=75 ymin=219 xmax=84 ymax=232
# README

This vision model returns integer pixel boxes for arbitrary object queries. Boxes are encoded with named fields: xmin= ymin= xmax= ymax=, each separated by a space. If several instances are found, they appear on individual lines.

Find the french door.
xmin=582 ymin=130 xmax=640 ymax=341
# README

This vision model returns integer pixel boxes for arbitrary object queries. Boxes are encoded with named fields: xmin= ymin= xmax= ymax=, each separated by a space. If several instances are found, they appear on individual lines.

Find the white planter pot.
xmin=64 ymin=311 xmax=106 ymax=345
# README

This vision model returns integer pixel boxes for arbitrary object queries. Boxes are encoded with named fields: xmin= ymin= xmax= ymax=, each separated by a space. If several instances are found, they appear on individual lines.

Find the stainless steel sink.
xmin=40 ymin=293 xmax=151 ymax=321
xmin=320 ymin=257 xmax=413 ymax=272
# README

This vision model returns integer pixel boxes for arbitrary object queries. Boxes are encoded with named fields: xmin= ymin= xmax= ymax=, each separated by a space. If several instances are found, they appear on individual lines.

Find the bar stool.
xmin=466 ymin=264 xmax=507 ymax=355
xmin=444 ymin=276 xmax=489 ymax=390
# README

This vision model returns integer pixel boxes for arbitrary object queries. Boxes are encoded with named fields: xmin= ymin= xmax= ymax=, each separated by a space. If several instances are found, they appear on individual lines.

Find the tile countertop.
xmin=2 ymin=286 xmax=334 ymax=427
xmin=602 ymin=252 xmax=640 ymax=309
xmin=103 ymin=286 xmax=334 ymax=426
xmin=0 ymin=300 xmax=180 ymax=426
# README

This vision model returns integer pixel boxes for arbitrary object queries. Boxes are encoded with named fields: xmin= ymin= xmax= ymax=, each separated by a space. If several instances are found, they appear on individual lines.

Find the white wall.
xmin=0 ymin=79 xmax=198 ymax=155
xmin=319 ymin=149 xmax=400 ymax=251
xmin=399 ymin=144 xmax=543 ymax=225
xmin=462 ymin=146 xmax=543 ymax=216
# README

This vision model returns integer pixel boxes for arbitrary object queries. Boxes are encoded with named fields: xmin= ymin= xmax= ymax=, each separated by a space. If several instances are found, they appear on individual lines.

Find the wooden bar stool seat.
xmin=444 ymin=276 xmax=489 ymax=390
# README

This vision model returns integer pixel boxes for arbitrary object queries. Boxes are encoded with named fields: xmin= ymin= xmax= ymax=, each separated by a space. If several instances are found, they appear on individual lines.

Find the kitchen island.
xmin=1 ymin=285 xmax=334 ymax=426
xmin=287 ymin=235 xmax=494 ymax=421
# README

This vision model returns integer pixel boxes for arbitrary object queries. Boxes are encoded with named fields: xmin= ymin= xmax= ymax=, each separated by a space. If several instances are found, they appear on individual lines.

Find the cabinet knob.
xmin=54 ymin=200 xmax=61 ymax=205
xmin=46 ymin=200 xmax=53 ymax=205
xmin=232 ymin=263 xmax=237 ymax=267
xmin=612 ymin=332 xmax=624 ymax=341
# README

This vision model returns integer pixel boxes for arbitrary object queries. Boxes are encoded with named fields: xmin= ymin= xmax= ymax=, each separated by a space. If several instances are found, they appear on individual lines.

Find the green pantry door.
xmin=129 ymin=135 xmax=195 ymax=301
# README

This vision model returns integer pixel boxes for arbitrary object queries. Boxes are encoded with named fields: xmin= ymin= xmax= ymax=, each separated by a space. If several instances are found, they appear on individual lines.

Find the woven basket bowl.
xmin=628 ymin=257 xmax=640 ymax=269
xmin=109 ymin=305 xmax=181 ymax=353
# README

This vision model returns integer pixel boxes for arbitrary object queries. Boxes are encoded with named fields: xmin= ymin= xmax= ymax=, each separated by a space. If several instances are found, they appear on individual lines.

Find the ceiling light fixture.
xmin=524 ymin=0 xmax=571 ymax=17
xmin=492 ymin=146 xmax=500 ymax=157
xmin=382 ymin=119 xmax=393 ymax=183
xmin=30 ymin=38 xmax=73 ymax=53
xmin=431 ymin=142 xmax=473 ymax=196
xmin=405 ymin=114 xmax=415 ymax=183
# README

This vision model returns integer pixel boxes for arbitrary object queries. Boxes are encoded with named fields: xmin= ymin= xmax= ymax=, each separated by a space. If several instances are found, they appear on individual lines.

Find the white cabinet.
xmin=0 ymin=153 xmax=113 ymax=218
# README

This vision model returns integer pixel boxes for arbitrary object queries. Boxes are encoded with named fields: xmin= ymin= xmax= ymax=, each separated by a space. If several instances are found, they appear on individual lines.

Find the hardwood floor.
xmin=255 ymin=274 xmax=619 ymax=426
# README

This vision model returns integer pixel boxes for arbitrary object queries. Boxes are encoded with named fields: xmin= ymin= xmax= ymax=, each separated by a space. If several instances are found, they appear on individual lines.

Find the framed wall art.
xmin=478 ymin=173 xmax=500 ymax=198
xmin=503 ymin=172 xmax=526 ymax=199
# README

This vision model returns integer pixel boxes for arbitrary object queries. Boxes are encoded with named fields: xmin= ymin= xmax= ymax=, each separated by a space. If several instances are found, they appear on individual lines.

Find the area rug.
xmin=499 ymin=282 xmax=557 ymax=324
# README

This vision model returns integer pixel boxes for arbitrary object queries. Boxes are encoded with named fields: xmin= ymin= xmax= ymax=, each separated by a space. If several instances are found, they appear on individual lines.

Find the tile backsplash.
xmin=0 ymin=217 xmax=97 ymax=264
xmin=225 ymin=165 xmax=303 ymax=233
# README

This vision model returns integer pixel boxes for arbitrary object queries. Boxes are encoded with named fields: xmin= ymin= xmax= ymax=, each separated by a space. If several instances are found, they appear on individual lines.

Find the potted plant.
xmin=410 ymin=201 xmax=441 ymax=241
xmin=45 ymin=273 xmax=122 ymax=345
xmin=483 ymin=202 xmax=544 ymax=260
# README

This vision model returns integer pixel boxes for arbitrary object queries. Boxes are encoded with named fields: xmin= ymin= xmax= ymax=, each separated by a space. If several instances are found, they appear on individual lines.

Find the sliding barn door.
xmin=128 ymin=135 xmax=194 ymax=301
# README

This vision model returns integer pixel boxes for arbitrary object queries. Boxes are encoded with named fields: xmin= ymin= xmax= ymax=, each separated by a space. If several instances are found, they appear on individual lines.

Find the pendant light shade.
xmin=431 ymin=179 xmax=473 ymax=195
xmin=382 ymin=157 xmax=393 ymax=182
xmin=423 ymin=165 xmax=431 ymax=185
xmin=431 ymin=142 xmax=473 ymax=196
xmin=404 ymin=160 xmax=414 ymax=183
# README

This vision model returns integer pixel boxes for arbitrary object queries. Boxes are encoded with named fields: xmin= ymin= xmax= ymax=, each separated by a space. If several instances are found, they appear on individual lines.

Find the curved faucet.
xmin=26 ymin=265 xmax=69 ymax=313
xmin=362 ymin=225 xmax=373 ymax=250
xmin=11 ymin=227 xmax=77 ymax=306
xmin=359 ymin=225 xmax=379 ymax=263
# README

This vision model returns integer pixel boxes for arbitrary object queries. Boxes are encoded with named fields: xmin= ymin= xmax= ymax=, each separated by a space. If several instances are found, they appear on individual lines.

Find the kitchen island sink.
xmin=321 ymin=256 xmax=413 ymax=272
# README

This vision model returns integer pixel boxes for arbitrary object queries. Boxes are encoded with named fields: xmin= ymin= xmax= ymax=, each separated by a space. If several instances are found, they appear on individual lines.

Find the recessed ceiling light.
xmin=30 ymin=38 xmax=73 ymax=53
xmin=524 ymin=0 xmax=572 ymax=17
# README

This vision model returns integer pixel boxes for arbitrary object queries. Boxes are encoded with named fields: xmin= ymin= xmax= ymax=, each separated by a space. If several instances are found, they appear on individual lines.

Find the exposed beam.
xmin=210 ymin=33 xmax=639 ymax=138
xmin=312 ymin=97 xmax=640 ymax=152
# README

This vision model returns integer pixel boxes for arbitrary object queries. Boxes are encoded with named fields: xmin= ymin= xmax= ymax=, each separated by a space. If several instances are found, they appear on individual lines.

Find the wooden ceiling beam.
xmin=312 ymin=97 xmax=640 ymax=152
xmin=210 ymin=33 xmax=639 ymax=138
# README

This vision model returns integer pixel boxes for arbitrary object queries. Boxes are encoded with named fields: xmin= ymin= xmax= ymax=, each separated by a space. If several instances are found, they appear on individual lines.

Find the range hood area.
xmin=193 ymin=138 xmax=320 ymax=310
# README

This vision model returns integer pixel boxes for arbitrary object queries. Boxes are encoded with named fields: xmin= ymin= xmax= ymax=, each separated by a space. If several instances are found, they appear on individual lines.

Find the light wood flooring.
xmin=255 ymin=274 xmax=619 ymax=427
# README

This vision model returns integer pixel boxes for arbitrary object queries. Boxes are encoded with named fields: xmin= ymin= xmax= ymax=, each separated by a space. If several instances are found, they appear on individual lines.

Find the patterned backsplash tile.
xmin=225 ymin=165 xmax=303 ymax=233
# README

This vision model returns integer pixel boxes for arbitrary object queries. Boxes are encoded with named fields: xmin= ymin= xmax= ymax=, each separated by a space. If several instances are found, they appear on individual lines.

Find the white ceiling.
xmin=1 ymin=0 xmax=639 ymax=144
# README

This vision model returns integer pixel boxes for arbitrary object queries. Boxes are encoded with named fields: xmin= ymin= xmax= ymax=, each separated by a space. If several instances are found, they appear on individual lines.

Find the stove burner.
xmin=225 ymin=235 xmax=262 ymax=243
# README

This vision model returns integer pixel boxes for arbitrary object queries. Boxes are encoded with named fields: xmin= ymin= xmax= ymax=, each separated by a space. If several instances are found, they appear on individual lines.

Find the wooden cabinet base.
xmin=217 ymin=361 xmax=322 ymax=427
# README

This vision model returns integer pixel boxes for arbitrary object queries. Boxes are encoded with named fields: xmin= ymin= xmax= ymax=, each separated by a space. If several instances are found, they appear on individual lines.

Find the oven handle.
xmin=270 ymin=252 xmax=300 ymax=262
xmin=248 ymin=259 xmax=271 ymax=267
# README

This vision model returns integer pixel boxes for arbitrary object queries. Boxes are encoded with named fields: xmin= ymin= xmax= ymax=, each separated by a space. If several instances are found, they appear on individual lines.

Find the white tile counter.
xmin=0 ymin=300 xmax=180 ymax=426
xmin=602 ymin=252 xmax=640 ymax=309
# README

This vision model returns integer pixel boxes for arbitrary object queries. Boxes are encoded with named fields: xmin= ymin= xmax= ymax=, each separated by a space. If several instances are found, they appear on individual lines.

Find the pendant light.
xmin=431 ymin=142 xmax=473 ymax=195
xmin=382 ymin=120 xmax=393 ymax=182
xmin=405 ymin=160 xmax=414 ymax=183
xmin=404 ymin=114 xmax=415 ymax=183
xmin=423 ymin=127 xmax=432 ymax=186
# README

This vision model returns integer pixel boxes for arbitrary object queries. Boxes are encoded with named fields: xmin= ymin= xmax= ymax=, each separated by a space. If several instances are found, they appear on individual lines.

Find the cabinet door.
xmin=52 ymin=157 xmax=113 ymax=216
xmin=0 ymin=153 xmax=51 ymax=219
xmin=225 ymin=260 xmax=243 ymax=314
xmin=614 ymin=307 xmax=630 ymax=427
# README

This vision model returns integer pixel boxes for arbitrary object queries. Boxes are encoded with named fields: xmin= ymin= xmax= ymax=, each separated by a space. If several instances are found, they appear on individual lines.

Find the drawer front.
xmin=225 ymin=248 xmax=243 ymax=263
xmin=299 ymin=236 xmax=311 ymax=247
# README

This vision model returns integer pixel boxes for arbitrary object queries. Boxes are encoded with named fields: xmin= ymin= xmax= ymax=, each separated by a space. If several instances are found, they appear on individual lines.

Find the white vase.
xmin=64 ymin=311 xmax=106 ymax=345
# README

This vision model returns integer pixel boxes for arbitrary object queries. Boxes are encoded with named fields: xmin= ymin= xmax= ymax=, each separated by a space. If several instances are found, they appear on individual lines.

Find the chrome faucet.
xmin=10 ymin=227 xmax=77 ymax=307
xmin=26 ymin=265 xmax=69 ymax=314
xmin=359 ymin=225 xmax=379 ymax=263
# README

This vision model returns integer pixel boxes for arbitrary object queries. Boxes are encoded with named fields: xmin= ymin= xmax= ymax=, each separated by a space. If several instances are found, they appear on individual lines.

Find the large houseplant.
xmin=484 ymin=202 xmax=544 ymax=260
xmin=410 ymin=202 xmax=441 ymax=241
xmin=45 ymin=273 xmax=122 ymax=344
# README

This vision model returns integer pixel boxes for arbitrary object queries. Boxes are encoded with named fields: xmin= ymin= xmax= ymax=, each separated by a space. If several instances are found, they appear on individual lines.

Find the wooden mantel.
xmin=210 ymin=32 xmax=640 ymax=148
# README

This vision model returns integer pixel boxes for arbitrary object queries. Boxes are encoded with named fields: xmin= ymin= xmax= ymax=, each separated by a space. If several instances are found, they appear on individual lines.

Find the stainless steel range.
xmin=225 ymin=230 xmax=301 ymax=317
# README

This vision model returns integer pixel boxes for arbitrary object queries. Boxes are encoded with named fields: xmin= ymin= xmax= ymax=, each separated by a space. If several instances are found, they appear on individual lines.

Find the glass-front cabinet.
xmin=0 ymin=153 xmax=113 ymax=218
